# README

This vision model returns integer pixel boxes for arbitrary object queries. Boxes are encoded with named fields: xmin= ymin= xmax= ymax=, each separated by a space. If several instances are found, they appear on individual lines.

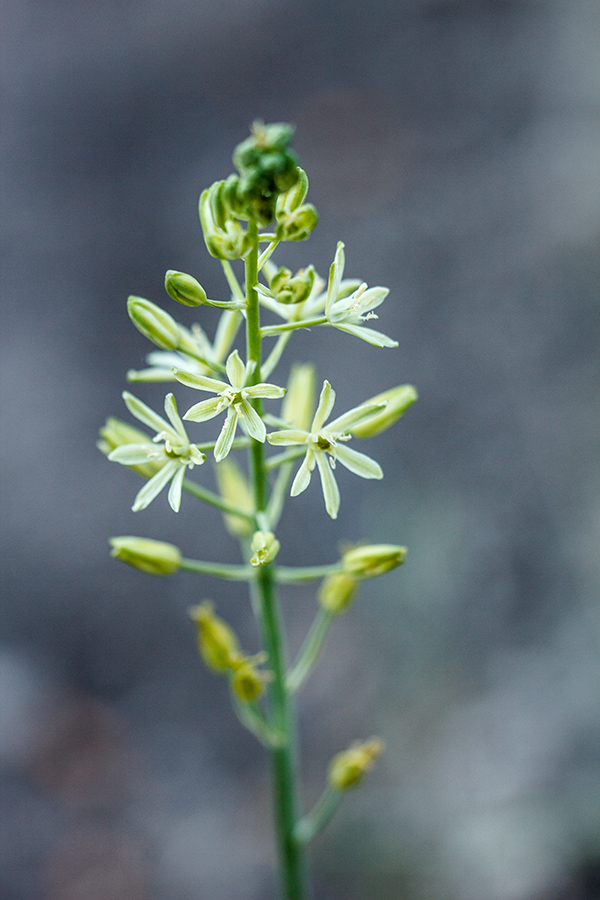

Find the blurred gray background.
xmin=1 ymin=0 xmax=599 ymax=898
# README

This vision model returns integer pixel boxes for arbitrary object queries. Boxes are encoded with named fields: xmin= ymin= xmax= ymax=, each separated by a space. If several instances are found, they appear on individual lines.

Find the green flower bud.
xmin=275 ymin=204 xmax=318 ymax=242
xmin=270 ymin=265 xmax=316 ymax=305
xmin=250 ymin=531 xmax=280 ymax=567
xmin=199 ymin=185 xmax=251 ymax=260
xmin=342 ymin=544 xmax=407 ymax=579
xmin=109 ymin=536 xmax=182 ymax=576
xmin=281 ymin=363 xmax=316 ymax=431
xmin=165 ymin=270 xmax=208 ymax=307
xmin=318 ymin=572 xmax=358 ymax=615
xmin=189 ymin=602 xmax=240 ymax=673
xmin=275 ymin=167 xmax=309 ymax=216
xmin=328 ymin=738 xmax=384 ymax=791
xmin=214 ymin=459 xmax=254 ymax=538
xmin=349 ymin=385 xmax=418 ymax=438
xmin=127 ymin=296 xmax=181 ymax=350
xmin=230 ymin=655 xmax=269 ymax=704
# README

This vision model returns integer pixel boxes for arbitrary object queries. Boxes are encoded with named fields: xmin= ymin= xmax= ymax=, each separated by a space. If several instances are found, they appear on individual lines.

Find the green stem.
xmin=180 ymin=558 xmax=253 ymax=580
xmin=294 ymin=786 xmax=342 ymax=846
xmin=183 ymin=477 xmax=254 ymax=520
xmin=261 ymin=316 xmax=328 ymax=336
xmin=245 ymin=221 xmax=307 ymax=900
xmin=276 ymin=564 xmax=343 ymax=584
xmin=286 ymin=609 xmax=334 ymax=693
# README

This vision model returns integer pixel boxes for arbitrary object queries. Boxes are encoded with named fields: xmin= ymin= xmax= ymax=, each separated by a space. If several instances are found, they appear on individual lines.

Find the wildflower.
xmin=267 ymin=380 xmax=384 ymax=519
xmin=108 ymin=392 xmax=206 ymax=512
xmin=325 ymin=242 xmax=397 ymax=348
xmin=174 ymin=349 xmax=286 ymax=462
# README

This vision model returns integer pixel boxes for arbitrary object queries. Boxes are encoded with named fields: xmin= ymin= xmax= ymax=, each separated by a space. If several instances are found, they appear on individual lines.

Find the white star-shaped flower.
xmin=108 ymin=392 xmax=206 ymax=512
xmin=174 ymin=349 xmax=286 ymax=462
xmin=267 ymin=380 xmax=384 ymax=519
xmin=325 ymin=242 xmax=397 ymax=348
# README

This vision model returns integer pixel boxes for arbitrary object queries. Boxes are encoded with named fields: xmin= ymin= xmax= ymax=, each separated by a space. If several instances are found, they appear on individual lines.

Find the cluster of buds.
xmin=189 ymin=602 xmax=271 ymax=704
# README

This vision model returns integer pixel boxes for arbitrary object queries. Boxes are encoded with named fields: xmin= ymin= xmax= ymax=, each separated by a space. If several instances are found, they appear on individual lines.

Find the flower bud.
xmin=281 ymin=363 xmax=316 ymax=431
xmin=199 ymin=186 xmax=251 ymax=260
xmin=127 ymin=296 xmax=181 ymax=350
xmin=165 ymin=270 xmax=208 ymax=307
xmin=349 ymin=385 xmax=418 ymax=438
xmin=318 ymin=572 xmax=358 ymax=615
xmin=342 ymin=544 xmax=407 ymax=579
xmin=189 ymin=602 xmax=240 ymax=673
xmin=275 ymin=204 xmax=318 ymax=242
xmin=275 ymin=167 xmax=309 ymax=216
xmin=98 ymin=417 xmax=162 ymax=478
xmin=250 ymin=531 xmax=280 ymax=567
xmin=109 ymin=536 xmax=182 ymax=576
xmin=230 ymin=655 xmax=270 ymax=704
xmin=270 ymin=265 xmax=316 ymax=305
xmin=328 ymin=738 xmax=384 ymax=791
xmin=214 ymin=459 xmax=254 ymax=538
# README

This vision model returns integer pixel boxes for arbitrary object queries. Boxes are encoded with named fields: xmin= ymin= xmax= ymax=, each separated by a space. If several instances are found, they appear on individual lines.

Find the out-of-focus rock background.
xmin=1 ymin=1 xmax=599 ymax=898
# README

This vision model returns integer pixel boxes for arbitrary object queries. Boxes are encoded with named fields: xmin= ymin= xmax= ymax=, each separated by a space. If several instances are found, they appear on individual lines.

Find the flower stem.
xmin=245 ymin=221 xmax=307 ymax=900
xmin=294 ymin=786 xmax=342 ymax=846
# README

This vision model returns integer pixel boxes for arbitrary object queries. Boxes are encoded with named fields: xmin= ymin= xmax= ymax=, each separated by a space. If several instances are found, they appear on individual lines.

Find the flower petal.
xmin=239 ymin=400 xmax=266 ymax=442
xmin=214 ymin=408 xmax=238 ymax=462
xmin=325 ymin=242 xmax=345 ymax=317
xmin=123 ymin=391 xmax=171 ymax=435
xmin=315 ymin=452 xmax=340 ymax=519
xmin=173 ymin=370 xmax=226 ymax=392
xmin=333 ymin=323 xmax=398 ymax=348
xmin=226 ymin=349 xmax=246 ymax=388
xmin=245 ymin=383 xmax=286 ymax=400
xmin=183 ymin=397 xmax=223 ymax=423
xmin=164 ymin=393 xmax=187 ymax=440
xmin=290 ymin=450 xmax=314 ymax=496
xmin=312 ymin=380 xmax=336 ymax=432
xmin=267 ymin=429 xmax=308 ymax=446
xmin=334 ymin=444 xmax=383 ymax=479
xmin=167 ymin=464 xmax=186 ymax=512
xmin=132 ymin=461 xmax=178 ymax=511
xmin=327 ymin=401 xmax=387 ymax=433
xmin=108 ymin=443 xmax=163 ymax=466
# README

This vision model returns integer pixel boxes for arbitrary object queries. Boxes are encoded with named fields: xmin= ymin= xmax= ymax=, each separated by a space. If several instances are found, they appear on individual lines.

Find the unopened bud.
xmin=271 ymin=265 xmax=316 ymax=305
xmin=281 ymin=363 xmax=316 ymax=431
xmin=349 ymin=385 xmax=418 ymax=438
xmin=214 ymin=459 xmax=254 ymax=538
xmin=328 ymin=738 xmax=384 ymax=791
xmin=189 ymin=602 xmax=240 ymax=673
xmin=127 ymin=296 xmax=181 ymax=350
xmin=250 ymin=531 xmax=280 ymax=567
xmin=342 ymin=544 xmax=407 ymax=579
xmin=275 ymin=167 xmax=309 ymax=215
xmin=275 ymin=204 xmax=318 ymax=242
xmin=199 ymin=186 xmax=251 ymax=260
xmin=109 ymin=536 xmax=181 ymax=576
xmin=165 ymin=270 xmax=207 ymax=307
xmin=318 ymin=572 xmax=358 ymax=615
xmin=230 ymin=655 xmax=270 ymax=704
